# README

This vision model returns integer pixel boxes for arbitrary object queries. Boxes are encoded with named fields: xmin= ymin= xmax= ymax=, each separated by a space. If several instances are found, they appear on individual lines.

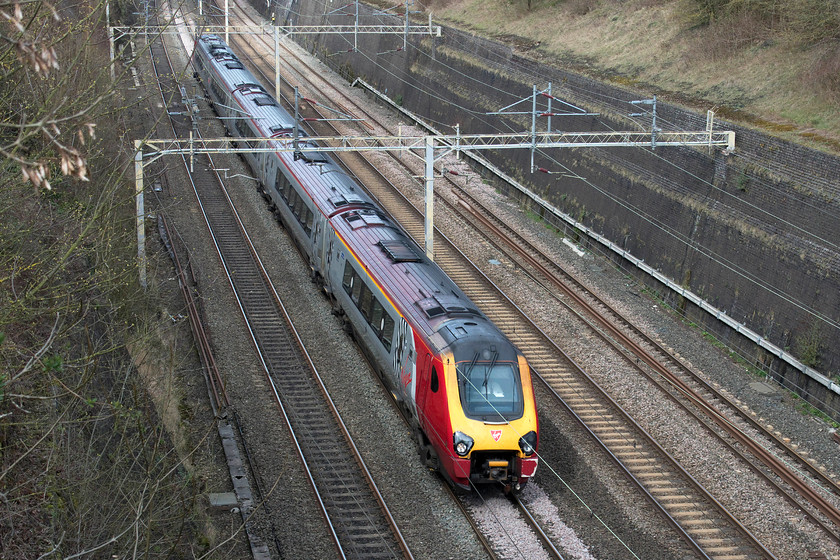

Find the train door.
xmin=310 ymin=220 xmax=321 ymax=275
xmin=391 ymin=317 xmax=416 ymax=406
xmin=322 ymin=236 xmax=336 ymax=295
xmin=414 ymin=352 xmax=433 ymax=418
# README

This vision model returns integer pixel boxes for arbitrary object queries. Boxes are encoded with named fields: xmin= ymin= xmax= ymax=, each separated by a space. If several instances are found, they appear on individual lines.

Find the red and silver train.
xmin=191 ymin=35 xmax=539 ymax=492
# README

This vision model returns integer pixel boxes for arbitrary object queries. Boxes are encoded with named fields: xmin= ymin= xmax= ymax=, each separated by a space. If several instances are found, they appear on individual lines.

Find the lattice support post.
xmin=424 ymin=136 xmax=434 ymax=260
xmin=275 ymin=25 xmax=280 ymax=100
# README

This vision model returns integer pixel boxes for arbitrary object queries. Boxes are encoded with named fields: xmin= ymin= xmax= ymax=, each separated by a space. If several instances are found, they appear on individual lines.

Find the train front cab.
xmin=420 ymin=331 xmax=539 ymax=493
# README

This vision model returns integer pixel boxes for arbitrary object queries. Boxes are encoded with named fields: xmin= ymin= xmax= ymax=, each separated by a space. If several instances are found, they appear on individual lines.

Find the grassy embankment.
xmin=426 ymin=0 xmax=840 ymax=153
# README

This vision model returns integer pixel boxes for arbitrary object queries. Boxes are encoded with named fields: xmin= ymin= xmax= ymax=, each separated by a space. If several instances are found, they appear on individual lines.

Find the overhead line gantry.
xmin=135 ymin=127 xmax=734 ymax=266
xmin=107 ymin=0 xmax=441 ymax=78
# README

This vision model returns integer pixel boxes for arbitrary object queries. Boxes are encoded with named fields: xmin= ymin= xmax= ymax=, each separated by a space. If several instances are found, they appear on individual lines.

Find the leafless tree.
xmin=1 ymin=0 xmax=224 ymax=556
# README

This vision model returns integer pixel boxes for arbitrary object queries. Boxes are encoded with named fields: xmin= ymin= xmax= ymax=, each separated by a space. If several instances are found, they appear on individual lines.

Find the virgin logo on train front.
xmin=491 ymin=430 xmax=502 ymax=442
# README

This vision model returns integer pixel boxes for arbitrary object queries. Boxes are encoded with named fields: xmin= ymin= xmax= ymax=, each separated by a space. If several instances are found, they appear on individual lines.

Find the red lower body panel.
xmin=518 ymin=457 xmax=538 ymax=480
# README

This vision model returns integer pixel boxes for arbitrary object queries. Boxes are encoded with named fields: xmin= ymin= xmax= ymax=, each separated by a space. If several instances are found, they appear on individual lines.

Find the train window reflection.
xmin=359 ymin=286 xmax=373 ymax=320
xmin=458 ymin=360 xmax=522 ymax=420
xmin=381 ymin=314 xmax=395 ymax=351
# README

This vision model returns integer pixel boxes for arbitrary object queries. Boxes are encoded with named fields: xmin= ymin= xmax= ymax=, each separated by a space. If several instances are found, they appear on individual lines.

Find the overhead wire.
xmin=280 ymin=7 xmax=651 ymax=551
xmin=290 ymin=0 xmax=839 ymax=383
xmin=255 ymin=0 xmax=840 ymax=549
xmin=344 ymin=11 xmax=840 ymax=335
xmin=532 ymin=146 xmax=840 ymax=334
xmin=285 ymin=10 xmax=658 ymax=556
xmin=557 ymin=109 xmax=840 ymax=332
xmin=593 ymin=104 xmax=840 ymax=242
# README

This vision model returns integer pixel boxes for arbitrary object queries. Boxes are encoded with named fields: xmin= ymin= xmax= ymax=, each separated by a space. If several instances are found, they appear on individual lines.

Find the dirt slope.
xmin=425 ymin=0 xmax=840 ymax=153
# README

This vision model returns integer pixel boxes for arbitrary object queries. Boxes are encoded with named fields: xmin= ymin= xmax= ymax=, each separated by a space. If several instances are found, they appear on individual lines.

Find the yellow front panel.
xmin=445 ymin=355 xmax=538 ymax=458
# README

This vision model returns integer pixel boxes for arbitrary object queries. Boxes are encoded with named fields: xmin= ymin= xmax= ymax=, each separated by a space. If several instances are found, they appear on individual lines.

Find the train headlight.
xmin=519 ymin=431 xmax=538 ymax=456
xmin=453 ymin=431 xmax=474 ymax=457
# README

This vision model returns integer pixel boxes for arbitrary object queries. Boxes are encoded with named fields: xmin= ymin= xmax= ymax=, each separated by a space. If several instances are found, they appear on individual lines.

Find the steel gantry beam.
xmin=110 ymin=24 xmax=442 ymax=37
xmin=135 ymin=128 xmax=734 ymax=270
xmin=108 ymin=20 xmax=442 ymax=89
xmin=139 ymin=130 xmax=735 ymax=160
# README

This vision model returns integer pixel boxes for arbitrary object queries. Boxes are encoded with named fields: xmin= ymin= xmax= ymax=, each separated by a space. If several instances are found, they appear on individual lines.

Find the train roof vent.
xmin=235 ymin=83 xmax=266 ymax=95
xmin=295 ymin=143 xmax=328 ymax=164
xmin=329 ymin=192 xmax=367 ymax=209
xmin=269 ymin=126 xmax=294 ymax=137
xmin=224 ymin=61 xmax=244 ymax=69
xmin=446 ymin=324 xmax=469 ymax=339
xmin=207 ymin=43 xmax=226 ymax=52
xmin=418 ymin=295 xmax=478 ymax=318
xmin=418 ymin=297 xmax=446 ymax=318
xmin=253 ymin=96 xmax=276 ymax=107
xmin=378 ymin=240 xmax=421 ymax=263
xmin=344 ymin=209 xmax=387 ymax=229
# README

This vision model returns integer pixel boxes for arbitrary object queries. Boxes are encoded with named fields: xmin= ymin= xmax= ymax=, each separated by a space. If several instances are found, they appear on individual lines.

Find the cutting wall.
xmin=258 ymin=0 xmax=840 ymax=419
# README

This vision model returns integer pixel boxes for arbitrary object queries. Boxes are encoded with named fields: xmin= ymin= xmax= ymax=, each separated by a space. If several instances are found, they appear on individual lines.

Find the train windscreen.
xmin=457 ymin=352 xmax=523 ymax=421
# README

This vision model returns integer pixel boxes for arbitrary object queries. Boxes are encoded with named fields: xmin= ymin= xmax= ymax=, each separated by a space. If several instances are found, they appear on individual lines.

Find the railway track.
xmin=208 ymin=7 xmax=571 ymax=559
xmin=196 ymin=2 xmax=839 ymax=557
xmin=209 ymin=10 xmax=760 ymax=558
xmin=382 ymin=159 xmax=773 ymax=560
xmin=448 ymin=182 xmax=840 ymax=539
xmin=146 ymin=15 xmax=414 ymax=559
xmin=147 ymin=16 xmax=277 ymax=558
xmin=219 ymin=21 xmax=767 ymax=560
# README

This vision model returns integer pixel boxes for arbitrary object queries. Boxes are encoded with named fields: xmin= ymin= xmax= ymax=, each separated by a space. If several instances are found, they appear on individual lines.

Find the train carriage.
xmin=191 ymin=35 xmax=539 ymax=492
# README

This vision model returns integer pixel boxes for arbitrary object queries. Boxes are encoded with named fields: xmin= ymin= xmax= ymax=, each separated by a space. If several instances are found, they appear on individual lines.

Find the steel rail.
xmin=147 ymin=11 xmax=277 ymax=558
xmin=224 ymin=18 xmax=568 ymax=559
xmin=510 ymin=495 xmax=566 ymax=559
xmin=150 ymin=12 xmax=414 ymax=558
xmin=245 ymin=15 xmax=840 ymax=545
xmin=230 ymin=44 xmax=766 ymax=560
xmin=208 ymin=5 xmax=778 ymax=557
xmin=447 ymin=190 xmax=840 ymax=541
xmin=158 ymin=214 xmax=229 ymax=414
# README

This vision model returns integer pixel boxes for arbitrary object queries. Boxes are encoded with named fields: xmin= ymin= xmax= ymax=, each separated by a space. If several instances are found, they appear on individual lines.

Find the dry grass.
xmin=429 ymin=0 xmax=840 ymax=152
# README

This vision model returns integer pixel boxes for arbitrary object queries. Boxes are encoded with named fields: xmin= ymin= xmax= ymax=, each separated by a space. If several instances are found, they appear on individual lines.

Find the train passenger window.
xmin=293 ymin=194 xmax=304 ymax=218
xmin=210 ymin=81 xmax=225 ymax=102
xmin=370 ymin=301 xmax=384 ymax=334
xmin=380 ymin=314 xmax=395 ymax=352
xmin=359 ymin=285 xmax=373 ymax=320
xmin=431 ymin=366 xmax=439 ymax=393
xmin=274 ymin=169 xmax=285 ymax=195
xmin=235 ymin=119 xmax=247 ymax=137
xmin=338 ymin=260 xmax=396 ymax=353
xmin=342 ymin=262 xmax=354 ymax=291
xmin=305 ymin=209 xmax=314 ymax=236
